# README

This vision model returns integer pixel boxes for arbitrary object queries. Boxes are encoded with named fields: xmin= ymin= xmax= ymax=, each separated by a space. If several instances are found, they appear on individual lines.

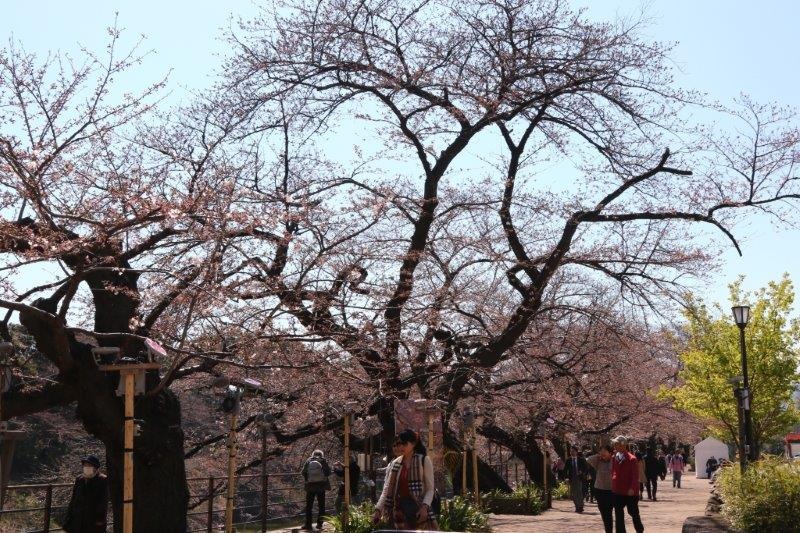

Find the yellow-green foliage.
xmin=327 ymin=501 xmax=385 ymax=533
xmin=717 ymin=457 xmax=800 ymax=532
xmin=438 ymin=496 xmax=491 ymax=532
xmin=551 ymin=481 xmax=570 ymax=500
xmin=663 ymin=275 xmax=800 ymax=448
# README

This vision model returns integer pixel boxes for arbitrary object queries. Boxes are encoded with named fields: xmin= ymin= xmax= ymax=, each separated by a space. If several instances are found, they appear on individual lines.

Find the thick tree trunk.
xmin=105 ymin=388 xmax=188 ymax=533
xmin=84 ymin=268 xmax=189 ymax=532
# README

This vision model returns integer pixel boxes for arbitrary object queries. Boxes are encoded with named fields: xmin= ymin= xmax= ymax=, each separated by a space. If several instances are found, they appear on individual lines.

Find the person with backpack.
xmin=373 ymin=429 xmax=438 ymax=530
xmin=301 ymin=449 xmax=332 ymax=530
xmin=669 ymin=451 xmax=685 ymax=488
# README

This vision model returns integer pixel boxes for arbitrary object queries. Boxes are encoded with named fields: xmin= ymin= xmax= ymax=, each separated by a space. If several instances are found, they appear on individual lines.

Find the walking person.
xmin=564 ymin=446 xmax=588 ymax=513
xmin=63 ymin=456 xmax=108 ymax=533
xmin=611 ymin=436 xmax=644 ymax=533
xmin=373 ymin=429 xmax=438 ymax=530
xmin=585 ymin=452 xmax=597 ymax=504
xmin=301 ymin=449 xmax=332 ymax=530
xmin=636 ymin=452 xmax=646 ymax=501
xmin=587 ymin=444 xmax=615 ymax=533
xmin=644 ymin=448 xmax=666 ymax=501
xmin=669 ymin=451 xmax=685 ymax=488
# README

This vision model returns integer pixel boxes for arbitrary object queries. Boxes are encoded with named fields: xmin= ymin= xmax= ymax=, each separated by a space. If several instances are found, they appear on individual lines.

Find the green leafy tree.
xmin=665 ymin=275 xmax=800 ymax=452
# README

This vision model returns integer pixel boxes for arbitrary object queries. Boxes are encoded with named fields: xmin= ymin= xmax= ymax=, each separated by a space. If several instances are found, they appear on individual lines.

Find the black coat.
xmin=563 ymin=456 xmax=588 ymax=481
xmin=63 ymin=474 xmax=109 ymax=533
xmin=645 ymin=454 xmax=667 ymax=478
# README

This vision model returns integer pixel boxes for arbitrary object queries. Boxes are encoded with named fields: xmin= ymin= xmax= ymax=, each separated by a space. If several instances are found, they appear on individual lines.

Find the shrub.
xmin=551 ymin=481 xmax=570 ymax=500
xmin=481 ymin=483 xmax=544 ymax=515
xmin=717 ymin=456 xmax=800 ymax=532
xmin=438 ymin=496 xmax=491 ymax=532
xmin=327 ymin=501 xmax=387 ymax=533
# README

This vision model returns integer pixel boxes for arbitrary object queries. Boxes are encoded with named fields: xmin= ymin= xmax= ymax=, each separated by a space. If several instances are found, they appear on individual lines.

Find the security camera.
xmin=220 ymin=385 xmax=243 ymax=414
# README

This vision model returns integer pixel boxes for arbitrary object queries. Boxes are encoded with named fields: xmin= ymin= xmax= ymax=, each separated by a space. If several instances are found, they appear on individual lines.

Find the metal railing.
xmin=0 ymin=471 xmax=338 ymax=532
xmin=488 ymin=461 xmax=531 ymax=488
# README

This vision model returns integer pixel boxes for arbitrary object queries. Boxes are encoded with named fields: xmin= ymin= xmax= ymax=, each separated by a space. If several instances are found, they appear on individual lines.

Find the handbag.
xmin=397 ymin=496 xmax=420 ymax=527
xmin=431 ymin=489 xmax=441 ymax=516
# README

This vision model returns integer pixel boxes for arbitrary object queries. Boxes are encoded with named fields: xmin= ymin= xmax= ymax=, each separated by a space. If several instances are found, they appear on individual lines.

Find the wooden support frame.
xmin=98 ymin=361 xmax=160 ymax=533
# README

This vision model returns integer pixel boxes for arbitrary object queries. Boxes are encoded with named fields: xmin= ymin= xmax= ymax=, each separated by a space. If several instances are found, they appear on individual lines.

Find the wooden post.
xmin=343 ymin=412 xmax=351 ymax=530
xmin=541 ymin=447 xmax=550 ymax=509
xmin=461 ymin=449 xmax=467 ymax=496
xmin=261 ymin=428 xmax=268 ymax=533
xmin=427 ymin=412 xmax=435 ymax=453
xmin=43 ymin=484 xmax=53 ymax=532
xmin=225 ymin=412 xmax=238 ymax=533
xmin=123 ymin=370 xmax=135 ymax=533
xmin=97 ymin=361 xmax=160 ymax=533
xmin=471 ymin=431 xmax=479 ymax=506
xmin=207 ymin=476 xmax=215 ymax=533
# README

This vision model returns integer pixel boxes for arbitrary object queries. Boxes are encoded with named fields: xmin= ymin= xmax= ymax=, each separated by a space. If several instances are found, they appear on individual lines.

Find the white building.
xmin=694 ymin=437 xmax=730 ymax=478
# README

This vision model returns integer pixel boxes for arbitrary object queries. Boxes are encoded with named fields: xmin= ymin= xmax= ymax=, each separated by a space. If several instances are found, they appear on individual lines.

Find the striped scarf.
xmin=384 ymin=454 xmax=424 ymax=514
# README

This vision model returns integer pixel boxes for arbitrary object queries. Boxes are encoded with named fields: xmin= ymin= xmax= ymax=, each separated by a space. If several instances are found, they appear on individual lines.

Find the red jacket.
xmin=611 ymin=451 xmax=639 ymax=495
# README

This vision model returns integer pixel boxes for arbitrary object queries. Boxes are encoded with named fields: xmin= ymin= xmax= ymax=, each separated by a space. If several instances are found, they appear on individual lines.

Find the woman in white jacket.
xmin=373 ymin=429 xmax=438 ymax=530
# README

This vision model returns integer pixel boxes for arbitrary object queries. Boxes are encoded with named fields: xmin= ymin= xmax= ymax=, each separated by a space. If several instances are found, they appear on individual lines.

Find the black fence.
xmin=0 ymin=471 xmax=338 ymax=532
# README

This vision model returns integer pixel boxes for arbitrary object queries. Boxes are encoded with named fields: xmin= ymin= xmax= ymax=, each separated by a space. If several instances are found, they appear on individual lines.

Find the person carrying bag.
xmin=373 ymin=429 xmax=438 ymax=530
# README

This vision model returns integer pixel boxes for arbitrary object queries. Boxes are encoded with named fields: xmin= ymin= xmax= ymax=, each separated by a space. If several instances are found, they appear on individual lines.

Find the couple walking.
xmin=584 ymin=436 xmax=645 ymax=533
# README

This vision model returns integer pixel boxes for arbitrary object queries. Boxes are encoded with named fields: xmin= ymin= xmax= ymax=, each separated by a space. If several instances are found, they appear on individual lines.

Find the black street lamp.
xmin=728 ymin=376 xmax=746 ymax=472
xmin=732 ymin=305 xmax=756 ymax=463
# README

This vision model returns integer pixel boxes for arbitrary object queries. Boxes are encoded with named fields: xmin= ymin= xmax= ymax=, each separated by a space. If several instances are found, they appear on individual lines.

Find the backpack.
xmin=307 ymin=459 xmax=326 ymax=483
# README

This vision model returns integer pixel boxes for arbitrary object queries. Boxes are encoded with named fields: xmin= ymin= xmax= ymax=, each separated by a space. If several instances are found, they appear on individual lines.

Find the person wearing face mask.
xmin=63 ymin=455 xmax=109 ymax=533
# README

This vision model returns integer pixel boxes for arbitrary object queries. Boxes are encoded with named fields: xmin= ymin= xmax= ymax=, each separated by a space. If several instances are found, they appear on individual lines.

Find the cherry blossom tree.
xmin=1 ymin=1 xmax=799 ymax=526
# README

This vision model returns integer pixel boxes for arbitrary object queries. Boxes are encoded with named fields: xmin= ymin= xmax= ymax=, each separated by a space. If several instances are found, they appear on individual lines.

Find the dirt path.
xmin=490 ymin=474 xmax=710 ymax=532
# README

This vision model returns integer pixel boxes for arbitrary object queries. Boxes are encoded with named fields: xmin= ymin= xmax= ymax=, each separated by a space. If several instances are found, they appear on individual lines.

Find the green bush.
xmin=327 ymin=501 xmax=388 ymax=533
xmin=717 ymin=456 xmax=800 ymax=532
xmin=438 ymin=496 xmax=491 ymax=532
xmin=551 ymin=481 xmax=570 ymax=500
xmin=481 ymin=483 xmax=544 ymax=515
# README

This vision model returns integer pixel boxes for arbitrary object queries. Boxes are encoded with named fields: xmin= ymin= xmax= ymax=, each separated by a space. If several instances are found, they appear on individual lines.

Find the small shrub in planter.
xmin=551 ymin=481 xmax=570 ymax=500
xmin=327 ymin=501 xmax=388 ymax=533
xmin=481 ymin=483 xmax=544 ymax=515
xmin=438 ymin=496 xmax=492 ymax=532
xmin=717 ymin=456 xmax=800 ymax=532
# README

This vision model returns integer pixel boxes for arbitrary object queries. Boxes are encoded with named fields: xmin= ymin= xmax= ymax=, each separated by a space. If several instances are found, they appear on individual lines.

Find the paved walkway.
xmin=490 ymin=474 xmax=711 ymax=533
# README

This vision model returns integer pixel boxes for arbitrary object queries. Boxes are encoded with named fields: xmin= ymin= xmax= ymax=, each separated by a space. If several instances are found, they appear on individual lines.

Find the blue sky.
xmin=3 ymin=0 xmax=799 ymax=312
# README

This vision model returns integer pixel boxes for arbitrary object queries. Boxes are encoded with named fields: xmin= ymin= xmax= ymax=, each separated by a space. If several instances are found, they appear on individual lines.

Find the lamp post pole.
xmin=730 ymin=379 xmax=746 ymax=472
xmin=732 ymin=305 xmax=756 ymax=463
xmin=738 ymin=325 xmax=756 ymax=462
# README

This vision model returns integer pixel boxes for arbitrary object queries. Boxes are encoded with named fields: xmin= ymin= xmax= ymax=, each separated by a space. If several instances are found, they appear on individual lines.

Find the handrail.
xmin=0 ymin=471 xmax=340 ymax=532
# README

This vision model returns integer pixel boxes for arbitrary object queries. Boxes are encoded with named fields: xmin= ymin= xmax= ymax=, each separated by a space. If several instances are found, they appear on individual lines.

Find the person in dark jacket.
xmin=301 ymin=449 xmax=332 ymax=530
xmin=644 ymin=448 xmax=667 ymax=500
xmin=334 ymin=455 xmax=362 ymax=508
xmin=63 ymin=455 xmax=108 ymax=533
xmin=563 ymin=447 xmax=589 ymax=513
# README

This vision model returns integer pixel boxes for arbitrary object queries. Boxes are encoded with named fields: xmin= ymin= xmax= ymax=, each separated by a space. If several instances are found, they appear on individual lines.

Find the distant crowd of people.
xmin=556 ymin=436 xmax=691 ymax=533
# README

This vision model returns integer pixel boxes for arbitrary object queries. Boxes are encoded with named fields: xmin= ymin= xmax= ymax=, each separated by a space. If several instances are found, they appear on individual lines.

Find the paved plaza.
xmin=490 ymin=474 xmax=711 ymax=533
